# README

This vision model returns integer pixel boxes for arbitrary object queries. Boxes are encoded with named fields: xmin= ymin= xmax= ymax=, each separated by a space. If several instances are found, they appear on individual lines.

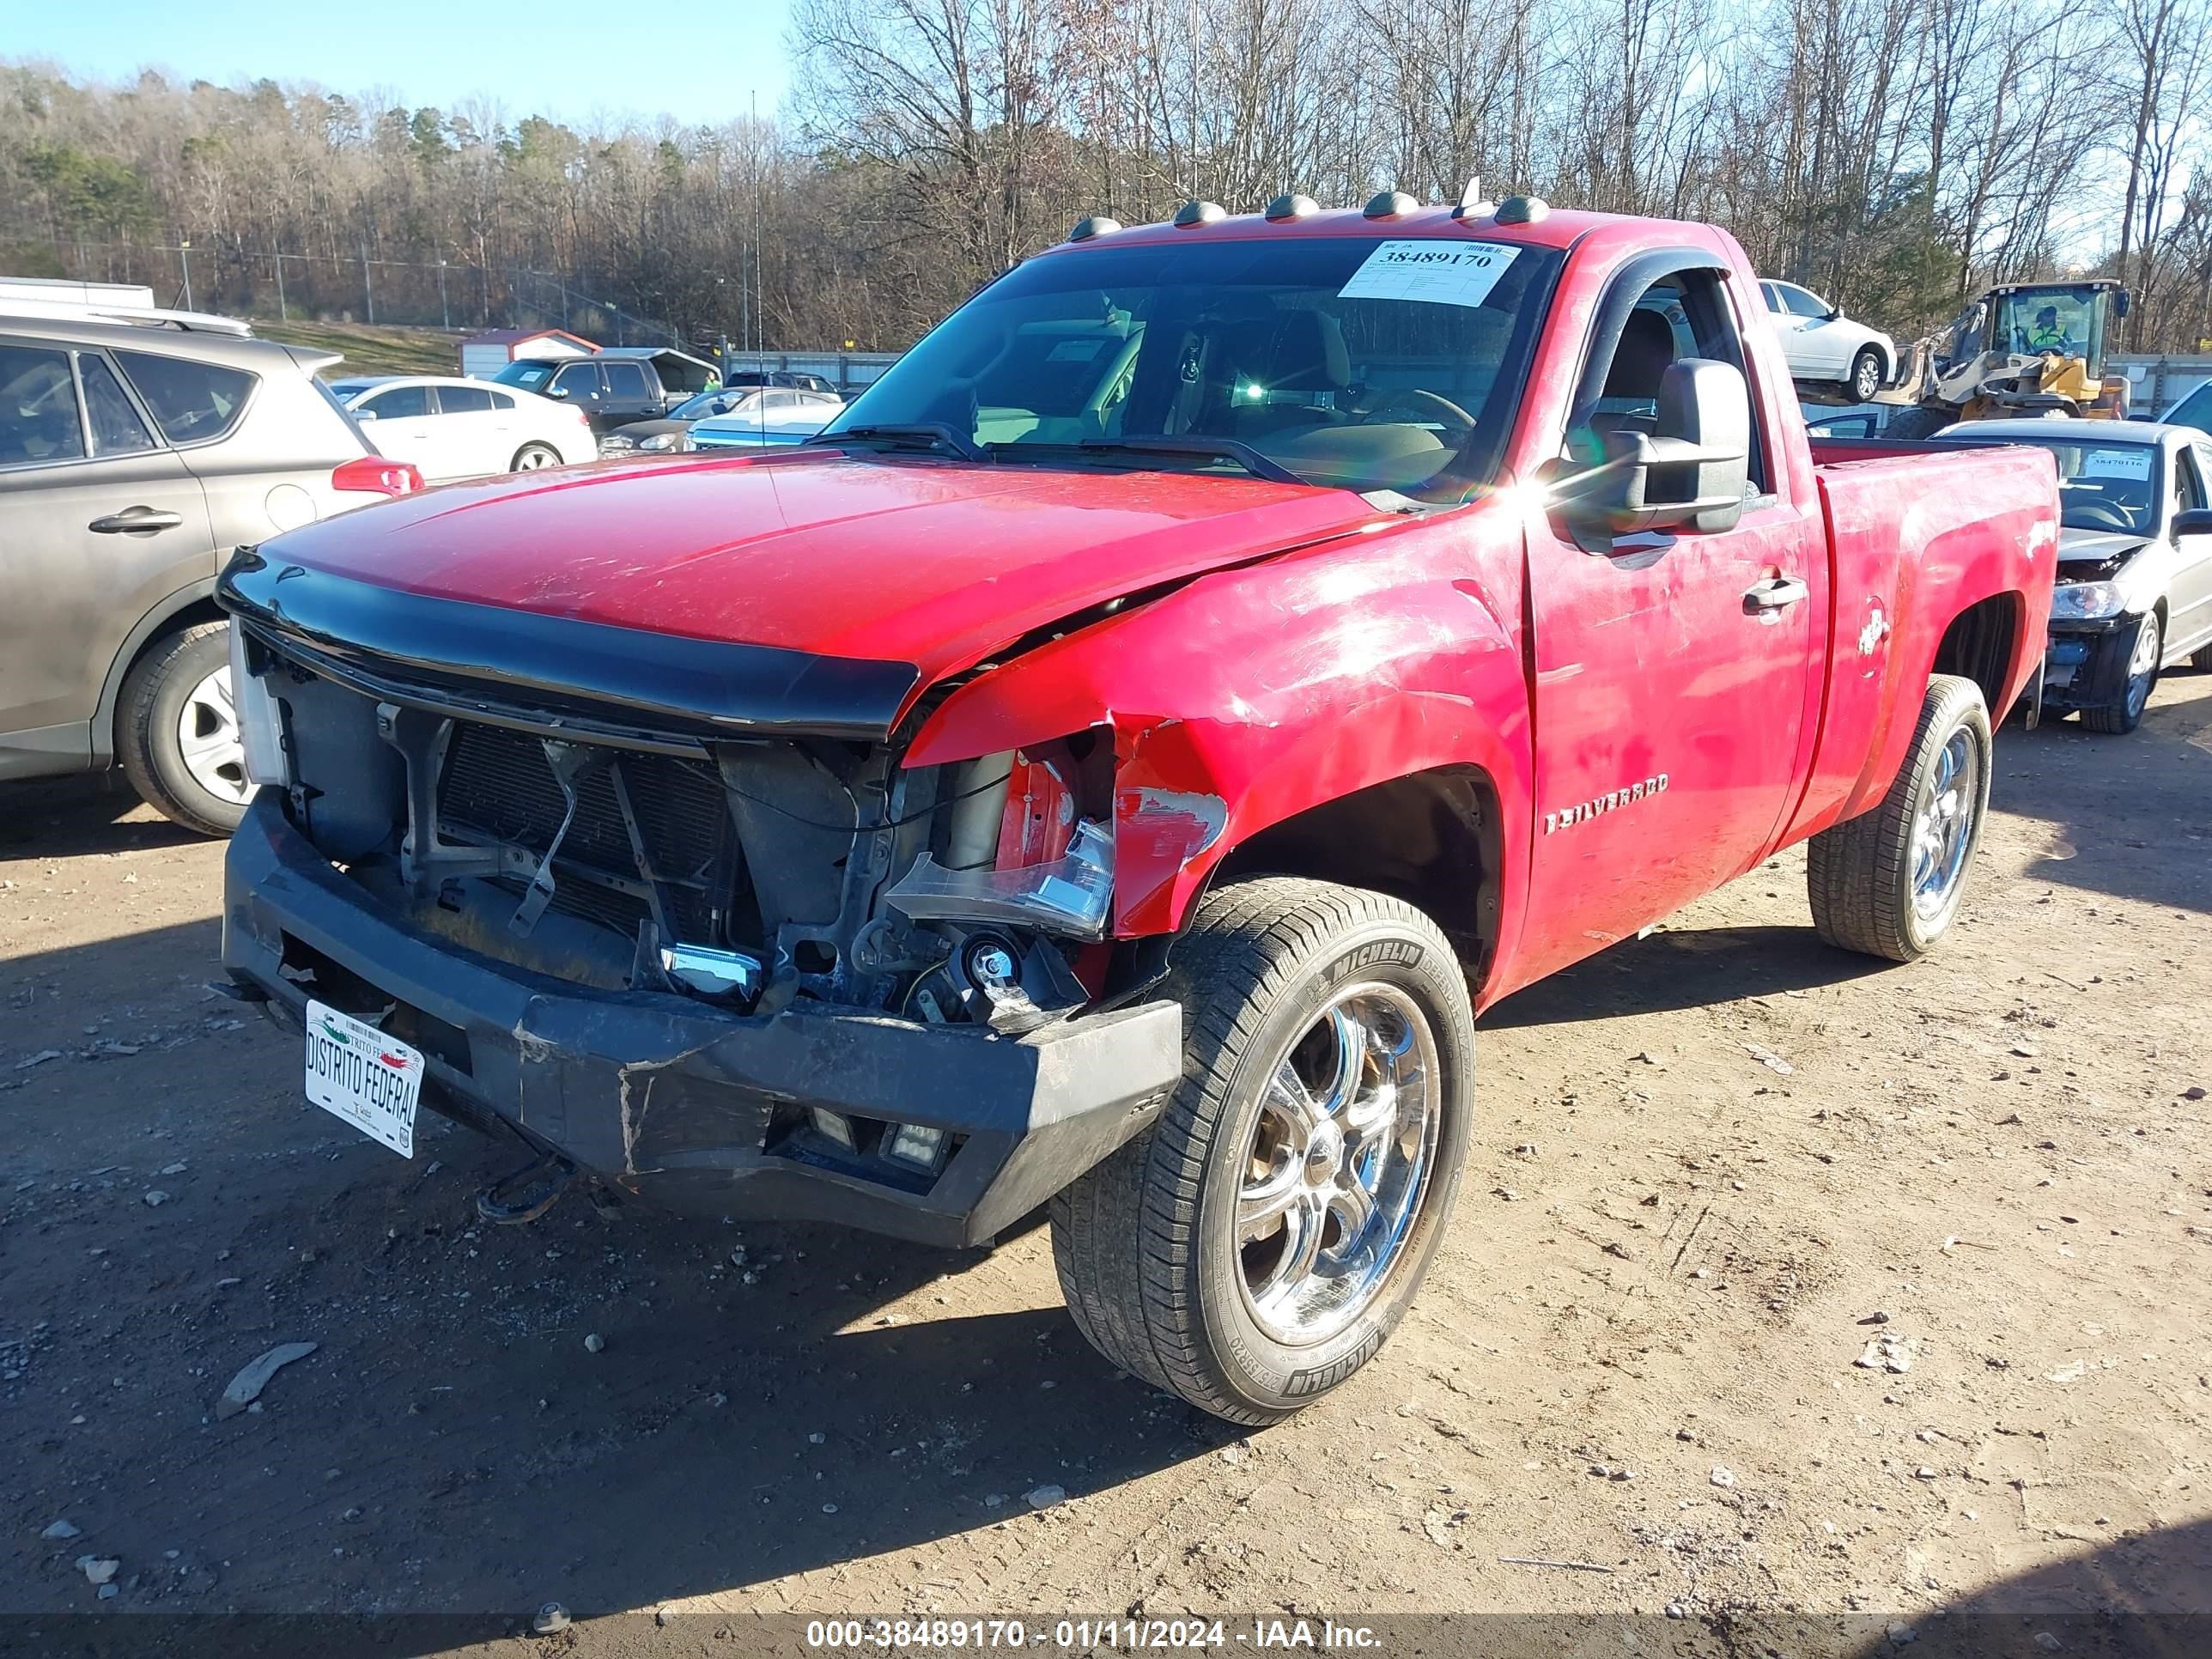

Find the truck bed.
xmin=1792 ymin=441 xmax=2060 ymax=840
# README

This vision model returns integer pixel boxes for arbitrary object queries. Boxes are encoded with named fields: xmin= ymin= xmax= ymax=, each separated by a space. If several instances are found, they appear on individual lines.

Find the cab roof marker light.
xmin=1364 ymin=190 xmax=1419 ymax=219
xmin=1173 ymin=199 xmax=1227 ymax=228
xmin=1068 ymin=216 xmax=1123 ymax=243
xmin=1265 ymin=194 xmax=1320 ymax=222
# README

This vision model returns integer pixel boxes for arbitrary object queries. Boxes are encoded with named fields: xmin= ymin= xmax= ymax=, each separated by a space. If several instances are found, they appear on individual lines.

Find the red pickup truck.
xmin=216 ymin=198 xmax=2058 ymax=1424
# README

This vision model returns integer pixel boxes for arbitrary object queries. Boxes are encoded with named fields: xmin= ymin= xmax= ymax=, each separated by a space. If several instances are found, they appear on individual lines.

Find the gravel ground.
xmin=3 ymin=672 xmax=2209 ymax=1658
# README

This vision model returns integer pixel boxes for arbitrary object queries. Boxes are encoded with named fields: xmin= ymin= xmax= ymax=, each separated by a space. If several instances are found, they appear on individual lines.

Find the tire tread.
xmin=1051 ymin=876 xmax=1467 ymax=1425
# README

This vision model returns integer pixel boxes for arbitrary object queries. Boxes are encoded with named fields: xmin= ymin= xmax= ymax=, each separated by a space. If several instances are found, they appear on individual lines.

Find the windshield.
xmin=2020 ymin=439 xmax=2163 ymax=535
xmin=1993 ymin=287 xmax=2103 ymax=360
xmin=825 ymin=234 xmax=1562 ymax=501
xmin=494 ymin=362 xmax=557 ymax=392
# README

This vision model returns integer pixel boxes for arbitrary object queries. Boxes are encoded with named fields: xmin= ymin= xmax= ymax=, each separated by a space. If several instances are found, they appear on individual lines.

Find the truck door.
xmin=1517 ymin=261 xmax=1823 ymax=982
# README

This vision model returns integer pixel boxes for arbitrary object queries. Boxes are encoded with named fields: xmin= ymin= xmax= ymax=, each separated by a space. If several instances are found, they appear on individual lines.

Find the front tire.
xmin=1050 ymin=877 xmax=1475 ymax=1425
xmin=1849 ymin=348 xmax=1884 ymax=404
xmin=1808 ymin=674 xmax=1991 ymax=963
xmin=2082 ymin=611 xmax=2161 ymax=734
xmin=115 ymin=623 xmax=250 ymax=837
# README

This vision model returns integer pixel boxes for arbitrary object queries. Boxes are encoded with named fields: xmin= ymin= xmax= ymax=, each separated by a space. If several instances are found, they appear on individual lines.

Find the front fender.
xmin=907 ymin=531 xmax=1535 ymax=940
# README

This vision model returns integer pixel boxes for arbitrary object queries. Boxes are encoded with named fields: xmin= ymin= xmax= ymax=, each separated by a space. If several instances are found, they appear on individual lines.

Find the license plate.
xmin=303 ymin=999 xmax=423 ymax=1158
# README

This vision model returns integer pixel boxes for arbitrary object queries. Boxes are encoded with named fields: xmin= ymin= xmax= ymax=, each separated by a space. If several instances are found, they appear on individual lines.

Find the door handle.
xmin=1743 ymin=574 xmax=1809 ymax=612
xmin=88 ymin=507 xmax=185 ymax=534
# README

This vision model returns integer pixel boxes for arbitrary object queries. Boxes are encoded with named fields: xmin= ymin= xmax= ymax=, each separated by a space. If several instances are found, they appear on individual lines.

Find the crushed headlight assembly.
xmin=886 ymin=817 xmax=1114 ymax=939
xmin=228 ymin=624 xmax=291 ymax=788
xmin=2050 ymin=580 xmax=2127 ymax=621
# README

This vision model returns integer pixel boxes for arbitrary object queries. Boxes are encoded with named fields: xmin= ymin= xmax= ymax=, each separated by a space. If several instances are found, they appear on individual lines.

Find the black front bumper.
xmin=223 ymin=794 xmax=1182 ymax=1247
xmin=2042 ymin=616 xmax=2143 ymax=713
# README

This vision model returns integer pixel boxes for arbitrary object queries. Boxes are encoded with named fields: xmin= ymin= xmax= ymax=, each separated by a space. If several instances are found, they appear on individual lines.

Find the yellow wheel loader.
xmin=1884 ymin=279 xmax=2131 ymax=439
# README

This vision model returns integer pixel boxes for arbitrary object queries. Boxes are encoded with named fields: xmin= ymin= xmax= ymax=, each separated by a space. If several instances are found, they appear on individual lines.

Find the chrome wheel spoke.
xmin=1238 ymin=1164 xmax=1302 ymax=1243
xmin=1231 ymin=984 xmax=1443 ymax=1347
xmin=1316 ymin=1005 xmax=1364 ymax=1118
xmin=1326 ymin=1172 xmax=1376 ymax=1249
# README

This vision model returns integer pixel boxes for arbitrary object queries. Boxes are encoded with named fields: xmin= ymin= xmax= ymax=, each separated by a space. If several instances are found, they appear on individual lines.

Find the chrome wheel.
xmin=1910 ymin=728 xmax=1977 ymax=920
xmin=1235 ymin=985 xmax=1440 ymax=1346
xmin=514 ymin=445 xmax=558 ymax=471
xmin=175 ymin=666 xmax=249 ymax=805
xmin=1852 ymin=352 xmax=1881 ymax=403
xmin=2124 ymin=612 xmax=2161 ymax=720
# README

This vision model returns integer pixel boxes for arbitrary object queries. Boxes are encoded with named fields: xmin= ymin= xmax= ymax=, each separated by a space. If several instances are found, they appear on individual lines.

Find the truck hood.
xmin=259 ymin=449 xmax=1378 ymax=687
xmin=2057 ymin=526 xmax=2153 ymax=564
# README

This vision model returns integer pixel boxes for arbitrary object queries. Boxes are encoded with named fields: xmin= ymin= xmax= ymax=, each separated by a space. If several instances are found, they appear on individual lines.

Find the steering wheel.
xmin=1356 ymin=386 xmax=1477 ymax=437
xmin=2069 ymin=498 xmax=2135 ymax=532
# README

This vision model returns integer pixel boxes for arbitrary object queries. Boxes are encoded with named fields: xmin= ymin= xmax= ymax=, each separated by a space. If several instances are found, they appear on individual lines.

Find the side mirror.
xmin=2173 ymin=507 xmax=2212 ymax=538
xmin=1824 ymin=304 xmax=1841 ymax=321
xmin=1557 ymin=359 xmax=1753 ymax=538
xmin=545 ymin=386 xmax=569 ymax=399
xmin=353 ymin=409 xmax=378 ymax=422
xmin=2113 ymin=290 xmax=2130 ymax=319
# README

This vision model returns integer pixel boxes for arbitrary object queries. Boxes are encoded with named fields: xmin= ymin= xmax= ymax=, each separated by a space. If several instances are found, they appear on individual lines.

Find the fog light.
xmin=809 ymin=1108 xmax=856 ymax=1151
xmin=883 ymin=1121 xmax=947 ymax=1172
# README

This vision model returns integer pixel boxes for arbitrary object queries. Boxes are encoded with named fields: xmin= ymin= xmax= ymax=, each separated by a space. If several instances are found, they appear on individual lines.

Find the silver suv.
xmin=0 ymin=311 xmax=419 ymax=834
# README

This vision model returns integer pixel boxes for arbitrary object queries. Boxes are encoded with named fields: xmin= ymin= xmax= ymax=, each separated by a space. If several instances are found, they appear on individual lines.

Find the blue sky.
xmin=10 ymin=1 xmax=793 ymax=127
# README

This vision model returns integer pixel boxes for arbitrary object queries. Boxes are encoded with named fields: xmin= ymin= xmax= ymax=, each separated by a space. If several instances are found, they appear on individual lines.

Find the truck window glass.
xmin=0 ymin=343 xmax=85 ymax=466
xmin=1566 ymin=270 xmax=1770 ymax=495
xmin=605 ymin=362 xmax=652 ymax=398
xmin=550 ymin=363 xmax=601 ymax=397
xmin=78 ymin=353 xmax=157 ymax=456
xmin=827 ymin=234 xmax=1563 ymax=503
xmin=114 ymin=350 xmax=257 ymax=445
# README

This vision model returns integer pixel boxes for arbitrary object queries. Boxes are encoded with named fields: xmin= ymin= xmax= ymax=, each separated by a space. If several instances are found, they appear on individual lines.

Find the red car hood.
xmin=266 ymin=450 xmax=1380 ymax=687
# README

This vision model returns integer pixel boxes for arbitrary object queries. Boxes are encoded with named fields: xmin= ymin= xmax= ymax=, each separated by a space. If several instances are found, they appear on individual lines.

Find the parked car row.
xmin=1804 ymin=398 xmax=2212 ymax=734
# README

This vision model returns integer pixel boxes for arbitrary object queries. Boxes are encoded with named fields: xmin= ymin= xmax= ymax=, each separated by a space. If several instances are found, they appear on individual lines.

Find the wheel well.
xmin=1931 ymin=592 xmax=2021 ymax=716
xmin=1209 ymin=765 xmax=1503 ymax=988
xmin=102 ymin=597 xmax=227 ymax=756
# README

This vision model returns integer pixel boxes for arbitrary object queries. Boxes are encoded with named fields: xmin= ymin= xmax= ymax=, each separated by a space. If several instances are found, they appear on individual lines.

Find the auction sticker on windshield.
xmin=1338 ymin=240 xmax=1520 ymax=310
xmin=304 ymin=999 xmax=422 ymax=1157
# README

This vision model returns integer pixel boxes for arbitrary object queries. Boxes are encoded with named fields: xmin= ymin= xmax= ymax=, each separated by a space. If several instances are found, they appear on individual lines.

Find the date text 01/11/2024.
xmin=800 ymin=1618 xmax=1380 ymax=1650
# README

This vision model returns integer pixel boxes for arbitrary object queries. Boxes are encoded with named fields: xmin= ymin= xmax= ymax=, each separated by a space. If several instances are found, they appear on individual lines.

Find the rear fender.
xmin=905 ymin=537 xmax=1534 ymax=947
xmin=1795 ymin=448 xmax=2057 ymax=838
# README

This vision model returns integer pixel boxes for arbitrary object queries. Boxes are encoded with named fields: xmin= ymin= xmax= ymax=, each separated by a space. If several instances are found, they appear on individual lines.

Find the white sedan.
xmin=1760 ymin=280 xmax=1897 ymax=404
xmin=330 ymin=375 xmax=598 ymax=481
xmin=688 ymin=389 xmax=845 ymax=451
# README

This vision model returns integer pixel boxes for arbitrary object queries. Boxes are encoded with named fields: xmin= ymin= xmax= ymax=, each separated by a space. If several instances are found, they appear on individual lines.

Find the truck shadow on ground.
xmin=1480 ymin=923 xmax=1888 ymax=1028
xmin=1997 ymin=675 xmax=2212 ymax=916
xmin=3 ymin=920 xmax=1233 ymax=1636
xmin=1832 ymin=1512 xmax=2212 ymax=1658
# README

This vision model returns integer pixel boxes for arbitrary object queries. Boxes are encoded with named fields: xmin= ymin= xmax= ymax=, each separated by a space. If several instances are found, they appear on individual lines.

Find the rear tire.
xmin=1849 ymin=348 xmax=1884 ymax=404
xmin=1883 ymin=404 xmax=1951 ymax=441
xmin=2191 ymin=644 xmax=2212 ymax=672
xmin=1050 ymin=876 xmax=1475 ymax=1425
xmin=115 ymin=623 xmax=249 ymax=838
xmin=1807 ymin=674 xmax=1990 ymax=963
xmin=510 ymin=442 xmax=561 ymax=471
xmin=2081 ymin=611 xmax=2161 ymax=734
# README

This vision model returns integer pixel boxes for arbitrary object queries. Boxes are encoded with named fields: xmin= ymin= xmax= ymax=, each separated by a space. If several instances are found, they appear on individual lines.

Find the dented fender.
xmin=906 ymin=504 xmax=1535 ymax=945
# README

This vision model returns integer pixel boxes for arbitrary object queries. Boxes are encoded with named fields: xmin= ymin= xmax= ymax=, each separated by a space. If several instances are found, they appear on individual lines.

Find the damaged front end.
xmin=216 ymin=553 xmax=1182 ymax=1244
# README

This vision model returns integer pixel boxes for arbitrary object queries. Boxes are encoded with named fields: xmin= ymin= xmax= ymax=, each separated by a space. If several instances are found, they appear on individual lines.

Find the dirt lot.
xmin=4 ymin=673 xmax=2210 ymax=1658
